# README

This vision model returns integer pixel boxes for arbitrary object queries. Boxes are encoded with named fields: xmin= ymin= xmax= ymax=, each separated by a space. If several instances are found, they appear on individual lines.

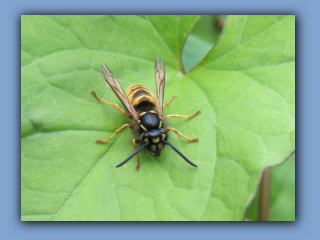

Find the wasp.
xmin=92 ymin=58 xmax=201 ymax=170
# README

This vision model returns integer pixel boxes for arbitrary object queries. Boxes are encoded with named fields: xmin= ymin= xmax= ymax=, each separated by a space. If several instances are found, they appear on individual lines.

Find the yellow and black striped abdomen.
xmin=126 ymin=84 xmax=156 ymax=112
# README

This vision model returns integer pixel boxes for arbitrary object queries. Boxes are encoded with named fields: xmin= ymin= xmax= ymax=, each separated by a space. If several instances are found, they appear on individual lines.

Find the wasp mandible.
xmin=92 ymin=58 xmax=201 ymax=170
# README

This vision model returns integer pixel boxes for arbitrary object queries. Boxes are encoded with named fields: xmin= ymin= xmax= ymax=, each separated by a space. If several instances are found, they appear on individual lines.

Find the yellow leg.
xmin=96 ymin=124 xmax=132 ymax=143
xmin=166 ymin=127 xmax=199 ymax=142
xmin=92 ymin=91 xmax=131 ymax=118
xmin=163 ymin=95 xmax=176 ymax=109
xmin=164 ymin=110 xmax=201 ymax=120
xmin=133 ymin=139 xmax=141 ymax=170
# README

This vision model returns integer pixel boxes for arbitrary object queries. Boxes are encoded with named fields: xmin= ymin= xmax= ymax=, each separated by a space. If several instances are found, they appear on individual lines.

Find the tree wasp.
xmin=92 ymin=58 xmax=201 ymax=170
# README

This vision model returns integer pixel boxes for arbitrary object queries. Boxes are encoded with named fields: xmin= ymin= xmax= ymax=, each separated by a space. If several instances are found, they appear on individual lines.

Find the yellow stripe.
xmin=132 ymin=95 xmax=155 ymax=107
xmin=127 ymin=84 xmax=149 ymax=97
xmin=140 ymin=124 xmax=148 ymax=131
xmin=126 ymin=84 xmax=156 ymax=108
xmin=127 ymin=85 xmax=143 ymax=102
xmin=127 ymin=85 xmax=154 ymax=103
xmin=129 ymin=88 xmax=144 ymax=100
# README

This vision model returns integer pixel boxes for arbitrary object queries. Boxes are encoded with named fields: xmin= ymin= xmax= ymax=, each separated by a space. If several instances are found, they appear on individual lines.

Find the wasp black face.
xmin=139 ymin=111 xmax=163 ymax=132
xmin=141 ymin=128 xmax=167 ymax=156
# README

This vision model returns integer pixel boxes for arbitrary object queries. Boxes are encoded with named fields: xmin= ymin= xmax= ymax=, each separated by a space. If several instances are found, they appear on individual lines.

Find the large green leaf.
xmin=21 ymin=15 xmax=295 ymax=221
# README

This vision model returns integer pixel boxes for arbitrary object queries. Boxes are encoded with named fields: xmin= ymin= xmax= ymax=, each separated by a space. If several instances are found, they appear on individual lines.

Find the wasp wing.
xmin=155 ymin=58 xmax=166 ymax=119
xmin=101 ymin=63 xmax=139 ymax=122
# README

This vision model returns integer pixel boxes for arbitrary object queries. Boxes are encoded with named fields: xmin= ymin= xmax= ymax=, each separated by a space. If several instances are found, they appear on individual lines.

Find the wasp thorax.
xmin=139 ymin=111 xmax=162 ymax=132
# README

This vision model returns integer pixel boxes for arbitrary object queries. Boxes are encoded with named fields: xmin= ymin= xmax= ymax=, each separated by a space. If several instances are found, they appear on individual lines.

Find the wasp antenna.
xmin=116 ymin=142 xmax=149 ymax=168
xmin=162 ymin=140 xmax=198 ymax=167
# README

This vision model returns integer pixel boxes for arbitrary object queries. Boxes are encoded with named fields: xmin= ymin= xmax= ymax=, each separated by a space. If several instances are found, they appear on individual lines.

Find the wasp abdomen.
xmin=126 ymin=84 xmax=156 ymax=111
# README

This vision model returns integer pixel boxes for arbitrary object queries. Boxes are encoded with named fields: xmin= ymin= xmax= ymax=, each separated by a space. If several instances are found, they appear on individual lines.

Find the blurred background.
xmin=181 ymin=15 xmax=295 ymax=221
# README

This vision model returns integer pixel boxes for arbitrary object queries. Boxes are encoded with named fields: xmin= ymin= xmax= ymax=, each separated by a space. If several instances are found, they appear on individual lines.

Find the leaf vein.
xmin=52 ymin=130 xmax=126 ymax=220
xmin=205 ymin=16 xmax=290 ymax=66
xmin=146 ymin=16 xmax=175 ymax=58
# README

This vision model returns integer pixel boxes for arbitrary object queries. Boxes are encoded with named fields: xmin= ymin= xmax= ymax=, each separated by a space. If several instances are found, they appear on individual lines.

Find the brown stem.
xmin=258 ymin=167 xmax=272 ymax=221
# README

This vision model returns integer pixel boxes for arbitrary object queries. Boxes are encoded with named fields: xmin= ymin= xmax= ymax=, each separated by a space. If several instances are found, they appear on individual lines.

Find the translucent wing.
xmin=101 ymin=63 xmax=139 ymax=122
xmin=155 ymin=58 xmax=166 ymax=119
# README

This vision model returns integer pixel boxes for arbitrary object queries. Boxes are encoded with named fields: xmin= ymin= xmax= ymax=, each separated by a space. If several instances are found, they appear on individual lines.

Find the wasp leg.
xmin=92 ymin=91 xmax=131 ymax=118
xmin=164 ymin=110 xmax=201 ymax=120
xmin=96 ymin=124 xmax=132 ymax=143
xmin=166 ymin=127 xmax=199 ymax=142
xmin=133 ymin=139 xmax=142 ymax=170
xmin=163 ymin=95 xmax=177 ymax=109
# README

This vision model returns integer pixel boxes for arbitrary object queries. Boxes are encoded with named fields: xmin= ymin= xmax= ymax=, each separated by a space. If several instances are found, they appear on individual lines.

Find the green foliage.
xmin=182 ymin=15 xmax=223 ymax=72
xmin=21 ymin=15 xmax=295 ymax=221
xmin=246 ymin=154 xmax=295 ymax=221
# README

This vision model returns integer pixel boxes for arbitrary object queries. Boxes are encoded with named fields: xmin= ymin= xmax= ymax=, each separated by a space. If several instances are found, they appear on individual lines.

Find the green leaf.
xmin=246 ymin=154 xmax=295 ymax=221
xmin=21 ymin=15 xmax=295 ymax=221
xmin=182 ymin=15 xmax=224 ymax=72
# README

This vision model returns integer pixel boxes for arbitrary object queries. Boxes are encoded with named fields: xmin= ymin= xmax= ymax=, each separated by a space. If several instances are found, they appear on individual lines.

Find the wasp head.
xmin=141 ymin=128 xmax=167 ymax=156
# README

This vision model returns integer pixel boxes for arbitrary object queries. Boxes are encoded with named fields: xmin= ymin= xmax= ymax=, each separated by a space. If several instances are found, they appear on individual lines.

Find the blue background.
xmin=3 ymin=0 xmax=316 ymax=239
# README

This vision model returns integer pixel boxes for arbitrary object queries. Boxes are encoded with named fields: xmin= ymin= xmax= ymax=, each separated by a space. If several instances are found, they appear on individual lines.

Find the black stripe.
xmin=127 ymin=85 xmax=148 ymax=96
xmin=132 ymin=89 xmax=151 ymax=99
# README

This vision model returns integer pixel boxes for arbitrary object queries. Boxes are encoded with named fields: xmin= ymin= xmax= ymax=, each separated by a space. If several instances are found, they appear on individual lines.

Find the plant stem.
xmin=258 ymin=167 xmax=271 ymax=221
